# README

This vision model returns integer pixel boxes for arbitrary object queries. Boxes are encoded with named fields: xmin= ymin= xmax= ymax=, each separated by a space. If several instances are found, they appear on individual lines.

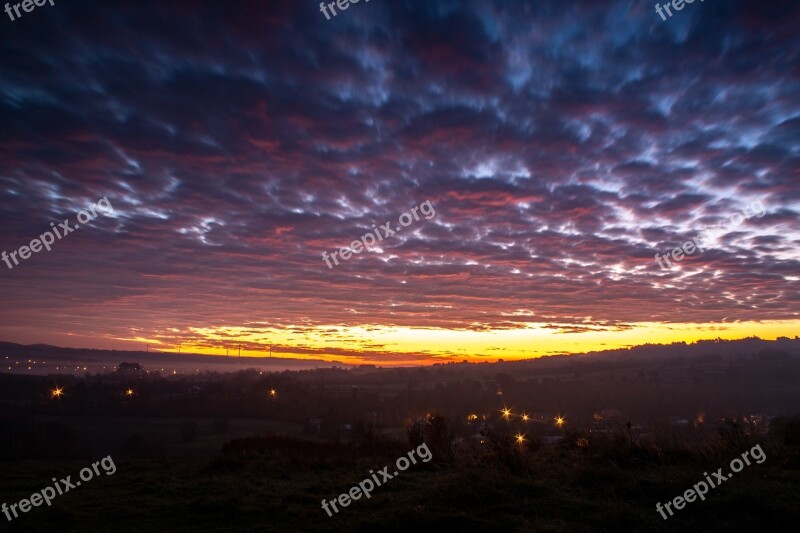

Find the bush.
xmin=770 ymin=417 xmax=800 ymax=447
xmin=408 ymin=413 xmax=454 ymax=463
xmin=481 ymin=428 xmax=531 ymax=476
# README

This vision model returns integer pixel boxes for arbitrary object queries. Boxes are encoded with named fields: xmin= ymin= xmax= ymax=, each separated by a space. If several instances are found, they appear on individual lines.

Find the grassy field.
xmin=31 ymin=416 xmax=304 ymax=457
xmin=1 ymin=435 xmax=797 ymax=532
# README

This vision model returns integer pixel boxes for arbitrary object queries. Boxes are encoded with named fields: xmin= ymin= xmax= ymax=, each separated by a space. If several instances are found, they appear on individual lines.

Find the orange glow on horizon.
xmin=110 ymin=319 xmax=800 ymax=367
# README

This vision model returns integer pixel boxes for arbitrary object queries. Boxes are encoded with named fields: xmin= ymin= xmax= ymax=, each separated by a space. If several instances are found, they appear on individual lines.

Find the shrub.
xmin=408 ymin=413 xmax=454 ymax=463
xmin=481 ymin=428 xmax=531 ymax=476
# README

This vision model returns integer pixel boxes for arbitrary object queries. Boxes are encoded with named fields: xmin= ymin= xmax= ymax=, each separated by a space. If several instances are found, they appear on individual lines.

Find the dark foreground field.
xmin=1 ymin=434 xmax=798 ymax=532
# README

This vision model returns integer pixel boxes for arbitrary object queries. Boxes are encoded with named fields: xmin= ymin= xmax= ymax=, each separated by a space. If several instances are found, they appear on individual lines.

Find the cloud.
xmin=0 ymin=0 xmax=799 ymax=361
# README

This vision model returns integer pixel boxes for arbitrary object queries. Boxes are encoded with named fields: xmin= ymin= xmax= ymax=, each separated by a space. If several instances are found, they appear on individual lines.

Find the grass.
xmin=0 ymin=438 xmax=798 ymax=532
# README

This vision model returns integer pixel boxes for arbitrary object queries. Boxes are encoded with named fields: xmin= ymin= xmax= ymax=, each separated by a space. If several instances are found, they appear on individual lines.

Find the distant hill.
xmin=0 ymin=341 xmax=345 ymax=370
xmin=1 ymin=336 xmax=798 ymax=376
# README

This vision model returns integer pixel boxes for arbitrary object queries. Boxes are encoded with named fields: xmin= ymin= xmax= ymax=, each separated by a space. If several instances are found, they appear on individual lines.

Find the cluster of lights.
xmin=50 ymin=387 xmax=139 ymax=399
xmin=464 ymin=407 xmax=567 ymax=446
xmin=468 ymin=408 xmax=566 ymax=428
xmin=499 ymin=407 xmax=566 ymax=427
xmin=1 ymin=355 xmax=228 ymax=377
xmin=499 ymin=407 xmax=567 ymax=445
xmin=6 ymin=358 xmax=90 ymax=373
xmin=48 ymin=386 xmax=279 ymax=401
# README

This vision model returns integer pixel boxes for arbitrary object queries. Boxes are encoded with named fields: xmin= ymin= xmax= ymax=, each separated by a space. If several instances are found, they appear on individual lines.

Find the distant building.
xmin=117 ymin=362 xmax=142 ymax=373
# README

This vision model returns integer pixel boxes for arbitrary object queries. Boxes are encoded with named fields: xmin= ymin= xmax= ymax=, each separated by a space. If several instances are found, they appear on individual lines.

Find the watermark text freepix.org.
xmin=655 ymin=0 xmax=706 ymax=22
xmin=319 ymin=0 xmax=370 ymax=21
xmin=321 ymin=200 xmax=435 ymax=269
xmin=654 ymin=199 xmax=765 ymax=271
xmin=2 ymin=455 xmax=116 ymax=523
xmin=2 ymin=196 xmax=114 ymax=270
xmin=655 ymin=444 xmax=766 ymax=520
xmin=4 ymin=0 xmax=56 ymax=22
xmin=321 ymin=443 xmax=432 ymax=517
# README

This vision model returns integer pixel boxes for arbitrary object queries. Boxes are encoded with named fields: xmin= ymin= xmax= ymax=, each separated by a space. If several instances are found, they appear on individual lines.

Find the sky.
xmin=0 ymin=0 xmax=798 ymax=365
